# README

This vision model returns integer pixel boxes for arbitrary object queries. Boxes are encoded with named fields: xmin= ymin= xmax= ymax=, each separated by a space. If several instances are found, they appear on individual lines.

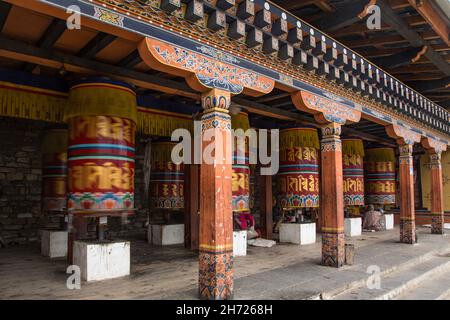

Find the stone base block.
xmin=280 ymin=223 xmax=316 ymax=245
xmin=41 ymin=230 xmax=67 ymax=258
xmin=344 ymin=217 xmax=362 ymax=237
xmin=233 ymin=231 xmax=247 ymax=256
xmin=385 ymin=214 xmax=394 ymax=230
xmin=73 ymin=240 xmax=130 ymax=282
xmin=149 ymin=224 xmax=184 ymax=246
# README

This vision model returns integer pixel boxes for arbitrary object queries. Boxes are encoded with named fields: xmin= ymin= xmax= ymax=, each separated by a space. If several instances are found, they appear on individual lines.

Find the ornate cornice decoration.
xmin=291 ymin=91 xmax=361 ymax=125
xmin=386 ymin=122 xmax=422 ymax=146
xmin=138 ymin=38 xmax=275 ymax=96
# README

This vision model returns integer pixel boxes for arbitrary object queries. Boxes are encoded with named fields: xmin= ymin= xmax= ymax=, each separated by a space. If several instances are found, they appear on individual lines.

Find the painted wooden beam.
xmin=407 ymin=0 xmax=450 ymax=46
xmin=377 ymin=0 xmax=450 ymax=76
xmin=373 ymin=46 xmax=428 ymax=69
xmin=117 ymin=50 xmax=142 ymax=68
xmin=410 ymin=76 xmax=450 ymax=92
xmin=23 ymin=18 xmax=67 ymax=72
xmin=313 ymin=0 xmax=376 ymax=31
xmin=0 ymin=35 xmax=200 ymax=100
xmin=77 ymin=32 xmax=117 ymax=59
xmin=0 ymin=1 xmax=11 ymax=32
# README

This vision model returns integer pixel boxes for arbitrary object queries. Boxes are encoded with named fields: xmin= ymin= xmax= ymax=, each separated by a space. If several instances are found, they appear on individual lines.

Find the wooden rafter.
xmin=407 ymin=0 xmax=450 ymax=46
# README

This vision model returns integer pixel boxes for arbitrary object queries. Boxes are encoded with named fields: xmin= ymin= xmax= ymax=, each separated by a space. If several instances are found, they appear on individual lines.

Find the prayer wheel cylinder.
xmin=41 ymin=129 xmax=68 ymax=213
xmin=150 ymin=142 xmax=185 ymax=210
xmin=231 ymin=112 xmax=251 ymax=212
xmin=65 ymin=78 xmax=137 ymax=212
xmin=342 ymin=139 xmax=365 ymax=207
xmin=278 ymin=127 xmax=320 ymax=209
xmin=364 ymin=147 xmax=396 ymax=205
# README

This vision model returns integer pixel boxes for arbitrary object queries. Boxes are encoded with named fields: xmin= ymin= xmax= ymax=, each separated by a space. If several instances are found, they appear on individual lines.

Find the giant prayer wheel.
xmin=65 ymin=78 xmax=137 ymax=212
xmin=364 ymin=147 xmax=396 ymax=205
xmin=150 ymin=142 xmax=185 ymax=210
xmin=231 ymin=112 xmax=251 ymax=212
xmin=342 ymin=139 xmax=365 ymax=206
xmin=41 ymin=129 xmax=68 ymax=212
xmin=278 ymin=127 xmax=320 ymax=209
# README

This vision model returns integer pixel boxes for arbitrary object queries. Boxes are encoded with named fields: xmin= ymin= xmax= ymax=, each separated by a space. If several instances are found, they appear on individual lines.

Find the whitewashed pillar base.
xmin=280 ymin=223 xmax=316 ymax=245
xmin=150 ymin=224 xmax=184 ymax=246
xmin=233 ymin=231 xmax=247 ymax=256
xmin=385 ymin=214 xmax=394 ymax=230
xmin=73 ymin=240 xmax=130 ymax=282
xmin=40 ymin=230 xmax=68 ymax=258
xmin=344 ymin=217 xmax=362 ymax=237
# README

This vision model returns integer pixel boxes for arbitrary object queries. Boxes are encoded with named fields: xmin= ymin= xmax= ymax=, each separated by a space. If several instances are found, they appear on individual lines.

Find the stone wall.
xmin=0 ymin=117 xmax=161 ymax=245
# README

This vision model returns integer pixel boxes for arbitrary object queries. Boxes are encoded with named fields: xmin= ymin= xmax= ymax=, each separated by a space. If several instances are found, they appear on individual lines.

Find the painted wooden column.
xmin=198 ymin=88 xmax=234 ymax=300
xmin=398 ymin=144 xmax=416 ymax=244
xmin=260 ymin=174 xmax=273 ymax=240
xmin=429 ymin=152 xmax=444 ymax=234
xmin=421 ymin=137 xmax=447 ymax=235
xmin=320 ymin=123 xmax=345 ymax=268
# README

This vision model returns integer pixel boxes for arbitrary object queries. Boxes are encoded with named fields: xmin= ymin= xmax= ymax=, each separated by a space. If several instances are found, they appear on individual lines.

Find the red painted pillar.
xmin=429 ymin=152 xmax=444 ymax=234
xmin=399 ymin=144 xmax=416 ymax=243
xmin=320 ymin=123 xmax=345 ymax=268
xmin=198 ymin=89 xmax=233 ymax=300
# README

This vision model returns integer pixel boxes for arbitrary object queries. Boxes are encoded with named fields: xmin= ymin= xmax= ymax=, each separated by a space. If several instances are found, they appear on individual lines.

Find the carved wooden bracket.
xmin=385 ymin=123 xmax=422 ymax=146
xmin=421 ymin=136 xmax=448 ymax=154
xmin=291 ymin=90 xmax=361 ymax=125
xmin=138 ymin=38 xmax=275 ymax=96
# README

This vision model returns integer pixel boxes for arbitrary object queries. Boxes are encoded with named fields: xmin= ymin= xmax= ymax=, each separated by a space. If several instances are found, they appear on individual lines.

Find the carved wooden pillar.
xmin=399 ymin=144 xmax=416 ymax=244
xmin=320 ymin=123 xmax=345 ymax=268
xmin=198 ymin=89 xmax=234 ymax=300
xmin=429 ymin=152 xmax=444 ymax=234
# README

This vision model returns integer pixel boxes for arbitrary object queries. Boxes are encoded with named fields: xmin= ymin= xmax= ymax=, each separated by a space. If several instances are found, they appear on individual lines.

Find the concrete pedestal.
xmin=149 ymin=224 xmax=184 ymax=246
xmin=41 ymin=230 xmax=68 ymax=258
xmin=385 ymin=214 xmax=394 ymax=230
xmin=233 ymin=231 xmax=247 ymax=256
xmin=344 ymin=217 xmax=362 ymax=237
xmin=73 ymin=240 xmax=130 ymax=282
xmin=279 ymin=223 xmax=316 ymax=245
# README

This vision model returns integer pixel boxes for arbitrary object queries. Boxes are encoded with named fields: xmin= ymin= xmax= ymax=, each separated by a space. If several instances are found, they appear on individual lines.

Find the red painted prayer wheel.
xmin=150 ymin=142 xmax=185 ymax=210
xmin=342 ymin=139 xmax=365 ymax=206
xmin=278 ymin=127 xmax=320 ymax=209
xmin=232 ymin=113 xmax=251 ymax=212
xmin=364 ymin=147 xmax=396 ymax=205
xmin=41 ymin=129 xmax=68 ymax=213
xmin=65 ymin=78 xmax=137 ymax=212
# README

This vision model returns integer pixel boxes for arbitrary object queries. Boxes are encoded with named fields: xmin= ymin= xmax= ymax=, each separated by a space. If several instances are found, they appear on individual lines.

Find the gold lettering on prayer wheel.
xmin=364 ymin=147 xmax=396 ymax=205
xmin=150 ymin=142 xmax=184 ymax=210
xmin=41 ymin=129 xmax=68 ymax=213
xmin=342 ymin=139 xmax=365 ymax=207
xmin=65 ymin=79 xmax=137 ymax=212
xmin=231 ymin=113 xmax=251 ymax=212
xmin=278 ymin=128 xmax=320 ymax=209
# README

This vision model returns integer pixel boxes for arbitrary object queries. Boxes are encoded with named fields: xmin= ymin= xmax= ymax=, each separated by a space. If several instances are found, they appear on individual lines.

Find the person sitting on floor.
xmin=363 ymin=205 xmax=385 ymax=231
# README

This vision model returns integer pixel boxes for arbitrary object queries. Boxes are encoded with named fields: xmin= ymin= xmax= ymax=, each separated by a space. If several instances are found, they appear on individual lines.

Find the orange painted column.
xmin=320 ymin=123 xmax=345 ymax=267
xmin=198 ymin=89 xmax=233 ymax=300
xmin=429 ymin=152 xmax=444 ymax=234
xmin=399 ymin=144 xmax=416 ymax=243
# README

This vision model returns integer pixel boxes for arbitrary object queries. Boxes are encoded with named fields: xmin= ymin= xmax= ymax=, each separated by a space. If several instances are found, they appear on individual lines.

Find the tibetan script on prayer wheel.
xmin=150 ymin=142 xmax=185 ymax=210
xmin=66 ymin=79 xmax=137 ymax=212
xmin=364 ymin=147 xmax=396 ymax=205
xmin=278 ymin=128 xmax=320 ymax=209
xmin=342 ymin=139 xmax=365 ymax=206
xmin=41 ymin=129 xmax=68 ymax=213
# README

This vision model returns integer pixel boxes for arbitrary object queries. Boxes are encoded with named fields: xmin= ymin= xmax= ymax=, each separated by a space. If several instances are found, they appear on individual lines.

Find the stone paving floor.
xmin=0 ymin=226 xmax=449 ymax=299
